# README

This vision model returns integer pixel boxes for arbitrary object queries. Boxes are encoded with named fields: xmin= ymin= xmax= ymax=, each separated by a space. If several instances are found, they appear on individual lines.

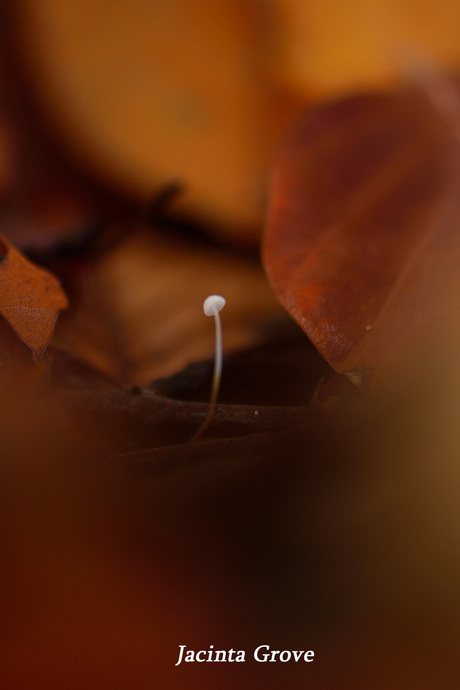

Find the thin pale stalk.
xmin=192 ymin=310 xmax=222 ymax=441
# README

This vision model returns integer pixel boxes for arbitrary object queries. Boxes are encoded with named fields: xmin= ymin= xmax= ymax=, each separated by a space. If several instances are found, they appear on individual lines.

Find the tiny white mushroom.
xmin=203 ymin=294 xmax=226 ymax=317
xmin=192 ymin=294 xmax=226 ymax=441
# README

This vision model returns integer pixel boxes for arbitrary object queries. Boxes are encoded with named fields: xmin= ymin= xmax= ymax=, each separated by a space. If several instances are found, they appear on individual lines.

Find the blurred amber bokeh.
xmin=276 ymin=0 xmax=460 ymax=94
xmin=4 ymin=0 xmax=460 ymax=245
xmin=2 ymin=3 xmax=460 ymax=689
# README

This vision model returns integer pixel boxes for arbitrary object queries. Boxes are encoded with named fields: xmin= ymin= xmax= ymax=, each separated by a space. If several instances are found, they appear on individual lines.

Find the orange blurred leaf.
xmin=264 ymin=77 xmax=460 ymax=383
xmin=0 ymin=232 xmax=68 ymax=358
xmin=7 ymin=0 xmax=298 ymax=245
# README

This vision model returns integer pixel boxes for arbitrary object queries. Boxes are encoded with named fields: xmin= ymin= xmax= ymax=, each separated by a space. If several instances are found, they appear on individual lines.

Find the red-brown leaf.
xmin=263 ymin=79 xmax=460 ymax=384
xmin=0 ymin=233 xmax=68 ymax=358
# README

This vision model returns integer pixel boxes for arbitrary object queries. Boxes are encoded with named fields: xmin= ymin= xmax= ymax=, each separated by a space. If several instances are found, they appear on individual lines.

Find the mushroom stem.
xmin=192 ymin=295 xmax=226 ymax=441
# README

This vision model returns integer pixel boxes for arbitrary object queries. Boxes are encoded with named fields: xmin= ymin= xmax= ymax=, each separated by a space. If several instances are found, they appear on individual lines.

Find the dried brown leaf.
xmin=264 ymin=78 xmax=460 ymax=383
xmin=53 ymin=228 xmax=284 ymax=384
xmin=0 ymin=232 xmax=68 ymax=358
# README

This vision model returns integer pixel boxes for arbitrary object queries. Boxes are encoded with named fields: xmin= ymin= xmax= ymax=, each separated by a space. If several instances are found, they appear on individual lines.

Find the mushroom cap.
xmin=203 ymin=294 xmax=226 ymax=316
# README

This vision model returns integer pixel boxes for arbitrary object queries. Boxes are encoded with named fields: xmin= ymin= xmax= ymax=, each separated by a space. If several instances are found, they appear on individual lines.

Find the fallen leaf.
xmin=53 ymin=226 xmax=284 ymax=384
xmin=263 ymin=76 xmax=460 ymax=383
xmin=0 ymin=232 xmax=68 ymax=358
xmin=6 ymin=0 xmax=298 ymax=246
xmin=8 ymin=0 xmax=460 ymax=249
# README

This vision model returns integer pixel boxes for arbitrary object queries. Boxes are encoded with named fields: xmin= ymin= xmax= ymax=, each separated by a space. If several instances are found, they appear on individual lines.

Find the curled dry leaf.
xmin=264 ymin=76 xmax=460 ymax=384
xmin=0 ymin=232 xmax=68 ymax=358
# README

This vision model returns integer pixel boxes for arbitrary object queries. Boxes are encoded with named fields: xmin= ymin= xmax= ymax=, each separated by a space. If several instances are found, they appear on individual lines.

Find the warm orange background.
xmin=7 ymin=0 xmax=460 ymax=243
